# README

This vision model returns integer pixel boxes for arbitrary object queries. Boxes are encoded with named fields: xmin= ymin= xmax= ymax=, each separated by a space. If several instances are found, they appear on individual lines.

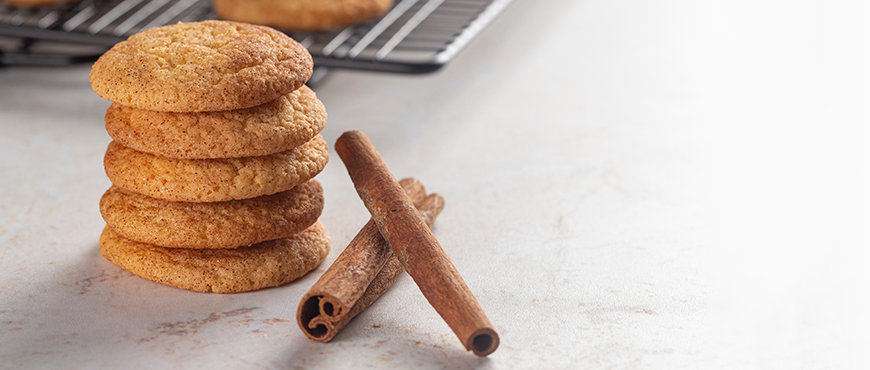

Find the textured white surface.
xmin=0 ymin=0 xmax=867 ymax=368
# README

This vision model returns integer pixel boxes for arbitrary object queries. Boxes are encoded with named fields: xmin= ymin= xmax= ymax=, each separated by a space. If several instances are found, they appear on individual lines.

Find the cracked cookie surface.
xmin=104 ymin=135 xmax=328 ymax=202
xmin=100 ymin=222 xmax=330 ymax=293
xmin=105 ymin=86 xmax=326 ymax=159
xmin=100 ymin=180 xmax=323 ymax=249
xmin=89 ymin=20 xmax=312 ymax=112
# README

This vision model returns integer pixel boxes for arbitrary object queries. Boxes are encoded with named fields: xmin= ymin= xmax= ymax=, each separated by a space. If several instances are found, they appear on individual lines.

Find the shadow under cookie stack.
xmin=89 ymin=20 xmax=330 ymax=293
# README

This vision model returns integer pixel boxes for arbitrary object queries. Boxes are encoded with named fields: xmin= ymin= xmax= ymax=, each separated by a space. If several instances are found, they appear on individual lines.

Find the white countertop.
xmin=1 ymin=0 xmax=867 ymax=368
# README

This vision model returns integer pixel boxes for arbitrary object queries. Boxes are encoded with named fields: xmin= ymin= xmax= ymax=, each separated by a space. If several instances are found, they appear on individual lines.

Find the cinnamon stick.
xmin=297 ymin=178 xmax=445 ymax=342
xmin=334 ymin=130 xmax=499 ymax=357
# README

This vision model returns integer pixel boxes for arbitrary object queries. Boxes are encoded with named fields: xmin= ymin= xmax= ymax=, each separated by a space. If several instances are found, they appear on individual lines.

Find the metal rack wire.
xmin=0 ymin=0 xmax=513 ymax=73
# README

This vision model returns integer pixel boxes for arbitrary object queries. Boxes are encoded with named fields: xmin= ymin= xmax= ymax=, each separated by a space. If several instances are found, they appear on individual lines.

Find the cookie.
xmin=214 ymin=0 xmax=394 ymax=31
xmin=100 ymin=180 xmax=323 ymax=249
xmin=2 ymin=0 xmax=79 ymax=6
xmin=89 ymin=20 xmax=313 ymax=112
xmin=99 ymin=222 xmax=330 ymax=293
xmin=104 ymin=135 xmax=328 ymax=202
xmin=104 ymin=86 xmax=326 ymax=159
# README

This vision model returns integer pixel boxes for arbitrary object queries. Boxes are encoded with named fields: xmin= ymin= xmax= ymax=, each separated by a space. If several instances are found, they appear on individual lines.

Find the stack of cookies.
xmin=90 ymin=20 xmax=330 ymax=293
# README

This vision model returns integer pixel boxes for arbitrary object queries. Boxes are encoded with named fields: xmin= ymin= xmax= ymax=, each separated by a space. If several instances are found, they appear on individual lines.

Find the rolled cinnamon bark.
xmin=297 ymin=178 xmax=445 ymax=342
xmin=334 ymin=130 xmax=499 ymax=357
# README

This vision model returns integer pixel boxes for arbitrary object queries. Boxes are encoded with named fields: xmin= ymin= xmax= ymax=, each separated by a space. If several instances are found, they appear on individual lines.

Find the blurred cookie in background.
xmin=2 ymin=0 xmax=79 ymax=6
xmin=213 ymin=0 xmax=394 ymax=31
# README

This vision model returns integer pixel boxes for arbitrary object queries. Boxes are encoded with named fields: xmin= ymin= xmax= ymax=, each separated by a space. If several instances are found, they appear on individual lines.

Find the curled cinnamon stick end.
xmin=297 ymin=179 xmax=445 ymax=342
xmin=335 ymin=130 xmax=499 ymax=357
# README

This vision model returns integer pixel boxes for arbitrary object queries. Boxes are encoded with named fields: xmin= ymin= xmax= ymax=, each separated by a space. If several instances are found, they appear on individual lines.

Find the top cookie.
xmin=89 ymin=20 xmax=313 ymax=112
xmin=214 ymin=0 xmax=394 ymax=31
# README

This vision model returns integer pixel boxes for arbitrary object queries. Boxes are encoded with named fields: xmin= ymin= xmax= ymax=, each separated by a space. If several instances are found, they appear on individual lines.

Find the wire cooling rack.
xmin=0 ymin=0 xmax=513 ymax=73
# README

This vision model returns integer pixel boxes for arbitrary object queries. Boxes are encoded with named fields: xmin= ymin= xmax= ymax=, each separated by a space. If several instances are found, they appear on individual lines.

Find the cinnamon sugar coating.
xmin=99 ymin=223 xmax=330 ymax=293
xmin=104 ymin=86 xmax=326 ymax=159
xmin=89 ymin=20 xmax=312 ymax=112
xmin=104 ymin=135 xmax=328 ymax=202
xmin=100 ymin=180 xmax=323 ymax=249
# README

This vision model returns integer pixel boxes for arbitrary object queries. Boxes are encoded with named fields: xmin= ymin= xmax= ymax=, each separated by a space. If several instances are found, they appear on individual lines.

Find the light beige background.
xmin=1 ymin=0 xmax=866 ymax=368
